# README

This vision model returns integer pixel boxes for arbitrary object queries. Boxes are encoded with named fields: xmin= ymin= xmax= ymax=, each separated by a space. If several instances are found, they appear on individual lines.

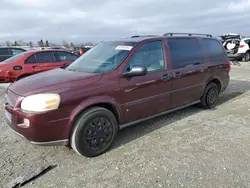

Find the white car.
xmin=220 ymin=34 xmax=250 ymax=62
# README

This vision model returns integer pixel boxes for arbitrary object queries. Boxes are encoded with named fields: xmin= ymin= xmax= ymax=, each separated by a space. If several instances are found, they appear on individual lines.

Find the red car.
xmin=0 ymin=50 xmax=79 ymax=83
xmin=4 ymin=33 xmax=230 ymax=157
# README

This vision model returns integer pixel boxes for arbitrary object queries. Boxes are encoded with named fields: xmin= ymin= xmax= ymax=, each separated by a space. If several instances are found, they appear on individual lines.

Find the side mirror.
xmin=123 ymin=65 xmax=147 ymax=77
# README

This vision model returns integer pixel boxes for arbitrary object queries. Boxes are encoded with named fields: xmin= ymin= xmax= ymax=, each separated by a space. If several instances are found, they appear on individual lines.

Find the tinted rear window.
xmin=166 ymin=38 xmax=204 ymax=69
xmin=25 ymin=54 xmax=37 ymax=64
xmin=35 ymin=52 xmax=57 ymax=63
xmin=202 ymin=38 xmax=227 ymax=61
xmin=0 ymin=48 xmax=9 ymax=55
xmin=55 ymin=51 xmax=79 ymax=62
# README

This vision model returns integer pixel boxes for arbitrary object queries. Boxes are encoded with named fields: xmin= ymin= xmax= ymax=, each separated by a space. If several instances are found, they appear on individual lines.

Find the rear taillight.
xmin=239 ymin=45 xmax=245 ymax=48
xmin=228 ymin=61 xmax=231 ymax=72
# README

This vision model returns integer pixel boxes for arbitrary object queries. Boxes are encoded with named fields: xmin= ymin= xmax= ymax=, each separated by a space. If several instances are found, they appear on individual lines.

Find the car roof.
xmin=107 ymin=34 xmax=216 ymax=43
xmin=0 ymin=46 xmax=26 ymax=49
xmin=26 ymin=49 xmax=73 ymax=54
xmin=107 ymin=35 xmax=166 ymax=43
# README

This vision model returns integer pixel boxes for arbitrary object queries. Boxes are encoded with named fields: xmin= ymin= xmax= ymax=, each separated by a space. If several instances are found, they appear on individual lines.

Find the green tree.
xmin=45 ymin=40 xmax=49 ymax=47
xmin=14 ymin=41 xmax=18 ymax=46
xmin=70 ymin=42 xmax=74 ymax=48
xmin=29 ymin=42 xmax=33 ymax=47
xmin=40 ymin=39 xmax=44 ymax=47
xmin=62 ymin=40 xmax=69 ymax=48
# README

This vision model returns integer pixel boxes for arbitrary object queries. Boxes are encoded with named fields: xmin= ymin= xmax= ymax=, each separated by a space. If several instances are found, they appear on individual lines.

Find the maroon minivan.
xmin=4 ymin=33 xmax=230 ymax=157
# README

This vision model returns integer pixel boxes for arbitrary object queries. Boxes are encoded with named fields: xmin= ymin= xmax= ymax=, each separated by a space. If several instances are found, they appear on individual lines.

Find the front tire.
xmin=242 ymin=51 xmax=250 ymax=62
xmin=200 ymin=83 xmax=219 ymax=109
xmin=70 ymin=107 xmax=118 ymax=157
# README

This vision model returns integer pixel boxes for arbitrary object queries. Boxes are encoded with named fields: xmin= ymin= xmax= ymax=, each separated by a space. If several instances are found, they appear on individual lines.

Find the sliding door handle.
xmin=174 ymin=71 xmax=181 ymax=78
xmin=161 ymin=73 xmax=170 ymax=81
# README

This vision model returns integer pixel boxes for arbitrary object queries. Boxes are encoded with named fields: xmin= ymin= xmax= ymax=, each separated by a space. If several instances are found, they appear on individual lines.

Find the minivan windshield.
xmin=66 ymin=42 xmax=137 ymax=73
xmin=0 ymin=52 xmax=26 ymax=64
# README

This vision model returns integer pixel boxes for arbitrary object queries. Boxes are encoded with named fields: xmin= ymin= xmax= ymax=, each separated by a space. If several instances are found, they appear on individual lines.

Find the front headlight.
xmin=21 ymin=93 xmax=60 ymax=113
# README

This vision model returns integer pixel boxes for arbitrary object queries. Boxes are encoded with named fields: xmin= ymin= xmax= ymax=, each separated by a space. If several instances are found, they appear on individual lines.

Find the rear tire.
xmin=200 ymin=83 xmax=219 ymax=109
xmin=242 ymin=51 xmax=250 ymax=62
xmin=70 ymin=107 xmax=118 ymax=157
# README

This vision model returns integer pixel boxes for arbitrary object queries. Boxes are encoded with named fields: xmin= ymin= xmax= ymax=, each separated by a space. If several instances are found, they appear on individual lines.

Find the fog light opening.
xmin=17 ymin=118 xmax=30 ymax=128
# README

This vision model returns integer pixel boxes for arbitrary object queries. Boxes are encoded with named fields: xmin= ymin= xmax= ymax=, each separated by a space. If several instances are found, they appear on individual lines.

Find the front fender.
xmin=67 ymin=95 xmax=123 ymax=133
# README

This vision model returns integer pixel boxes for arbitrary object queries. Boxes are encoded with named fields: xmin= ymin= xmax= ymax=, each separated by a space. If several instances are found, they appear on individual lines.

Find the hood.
xmin=9 ymin=68 xmax=102 ymax=96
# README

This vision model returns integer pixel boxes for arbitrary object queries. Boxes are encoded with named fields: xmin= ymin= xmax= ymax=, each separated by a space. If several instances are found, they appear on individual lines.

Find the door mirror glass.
xmin=123 ymin=65 xmax=147 ymax=77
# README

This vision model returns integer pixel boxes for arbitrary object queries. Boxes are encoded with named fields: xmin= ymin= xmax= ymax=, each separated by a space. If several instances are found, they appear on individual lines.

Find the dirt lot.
xmin=1 ymin=62 xmax=250 ymax=188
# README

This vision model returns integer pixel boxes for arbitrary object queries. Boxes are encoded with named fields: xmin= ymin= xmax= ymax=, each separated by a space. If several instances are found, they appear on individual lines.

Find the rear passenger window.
xmin=202 ymin=39 xmax=227 ymax=61
xmin=167 ymin=38 xmax=204 ymax=69
xmin=35 ymin=52 xmax=56 ymax=63
xmin=128 ymin=41 xmax=165 ymax=72
xmin=55 ymin=51 xmax=79 ymax=62
xmin=25 ymin=55 xmax=37 ymax=64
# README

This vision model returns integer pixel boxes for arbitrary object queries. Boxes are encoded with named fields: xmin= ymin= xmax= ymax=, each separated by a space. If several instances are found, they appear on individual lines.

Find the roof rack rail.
xmin=130 ymin=35 xmax=158 ymax=38
xmin=163 ymin=33 xmax=213 ymax=37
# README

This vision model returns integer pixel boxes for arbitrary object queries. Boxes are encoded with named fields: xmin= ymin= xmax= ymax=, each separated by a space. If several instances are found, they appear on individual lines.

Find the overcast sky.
xmin=1 ymin=0 xmax=250 ymax=43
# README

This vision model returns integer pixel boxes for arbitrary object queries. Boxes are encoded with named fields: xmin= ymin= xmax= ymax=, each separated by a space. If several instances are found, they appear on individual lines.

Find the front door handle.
xmin=174 ymin=71 xmax=181 ymax=78
xmin=161 ymin=73 xmax=170 ymax=81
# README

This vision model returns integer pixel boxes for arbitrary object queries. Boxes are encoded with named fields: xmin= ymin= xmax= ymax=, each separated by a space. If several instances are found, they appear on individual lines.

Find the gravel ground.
xmin=1 ymin=62 xmax=250 ymax=188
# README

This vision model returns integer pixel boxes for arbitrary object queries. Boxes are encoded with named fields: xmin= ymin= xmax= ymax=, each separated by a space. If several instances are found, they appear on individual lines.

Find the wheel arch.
xmin=206 ymin=77 xmax=222 ymax=92
xmin=67 ymin=96 xmax=122 ymax=137
xmin=83 ymin=102 xmax=120 ymax=123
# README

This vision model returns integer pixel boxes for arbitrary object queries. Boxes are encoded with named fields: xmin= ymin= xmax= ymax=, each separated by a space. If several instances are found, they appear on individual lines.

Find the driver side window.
xmin=127 ymin=41 xmax=165 ymax=72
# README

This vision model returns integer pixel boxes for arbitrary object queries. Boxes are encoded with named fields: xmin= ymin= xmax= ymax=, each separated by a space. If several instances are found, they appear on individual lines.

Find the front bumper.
xmin=4 ymin=104 xmax=70 ymax=146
